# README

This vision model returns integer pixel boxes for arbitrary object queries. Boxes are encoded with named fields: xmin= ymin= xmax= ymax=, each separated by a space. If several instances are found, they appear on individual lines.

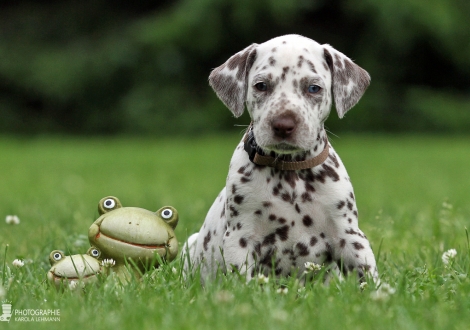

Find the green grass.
xmin=1 ymin=134 xmax=469 ymax=330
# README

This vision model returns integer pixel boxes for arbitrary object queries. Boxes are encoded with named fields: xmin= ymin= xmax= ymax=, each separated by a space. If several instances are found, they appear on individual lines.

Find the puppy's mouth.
xmin=263 ymin=143 xmax=302 ymax=155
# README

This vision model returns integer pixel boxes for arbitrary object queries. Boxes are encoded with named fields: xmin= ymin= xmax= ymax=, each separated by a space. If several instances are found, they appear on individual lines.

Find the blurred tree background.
xmin=0 ymin=0 xmax=469 ymax=136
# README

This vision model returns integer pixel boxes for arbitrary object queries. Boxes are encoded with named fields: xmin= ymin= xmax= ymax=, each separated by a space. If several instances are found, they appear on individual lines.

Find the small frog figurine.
xmin=88 ymin=196 xmax=178 ymax=277
xmin=47 ymin=247 xmax=103 ymax=289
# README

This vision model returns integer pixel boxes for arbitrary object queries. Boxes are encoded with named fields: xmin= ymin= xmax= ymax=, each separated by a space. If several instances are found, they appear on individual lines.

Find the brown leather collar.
xmin=243 ymin=124 xmax=330 ymax=171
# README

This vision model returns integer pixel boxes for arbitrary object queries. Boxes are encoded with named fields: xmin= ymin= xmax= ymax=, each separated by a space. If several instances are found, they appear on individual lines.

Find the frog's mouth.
xmin=95 ymin=232 xmax=170 ymax=250
xmin=51 ymin=272 xmax=98 ymax=281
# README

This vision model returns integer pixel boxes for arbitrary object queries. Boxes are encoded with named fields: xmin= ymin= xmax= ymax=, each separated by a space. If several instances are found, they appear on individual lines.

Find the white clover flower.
xmin=257 ymin=274 xmax=269 ymax=284
xmin=370 ymin=283 xmax=396 ymax=301
xmin=297 ymin=287 xmax=306 ymax=294
xmin=276 ymin=287 xmax=288 ymax=295
xmin=442 ymin=249 xmax=457 ymax=265
xmin=68 ymin=280 xmax=78 ymax=290
xmin=304 ymin=261 xmax=322 ymax=274
xmin=172 ymin=267 xmax=177 ymax=275
xmin=12 ymin=259 xmax=24 ymax=268
xmin=5 ymin=215 xmax=20 ymax=225
xmin=101 ymin=259 xmax=116 ymax=268
xmin=360 ymin=282 xmax=368 ymax=290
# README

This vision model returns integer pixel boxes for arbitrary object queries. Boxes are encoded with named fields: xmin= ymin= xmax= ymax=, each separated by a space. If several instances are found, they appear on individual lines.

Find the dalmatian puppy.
xmin=184 ymin=34 xmax=378 ymax=283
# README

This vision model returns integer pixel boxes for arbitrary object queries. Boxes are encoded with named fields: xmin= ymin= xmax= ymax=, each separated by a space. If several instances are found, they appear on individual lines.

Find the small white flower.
xmin=276 ymin=287 xmax=288 ymax=295
xmin=12 ymin=259 xmax=24 ymax=268
xmin=442 ymin=249 xmax=457 ymax=265
xmin=101 ymin=259 xmax=116 ymax=268
xmin=304 ymin=261 xmax=322 ymax=274
xmin=371 ymin=283 xmax=396 ymax=301
xmin=5 ymin=215 xmax=20 ymax=225
xmin=257 ymin=274 xmax=269 ymax=284
xmin=172 ymin=267 xmax=177 ymax=275
xmin=360 ymin=282 xmax=368 ymax=290
xmin=68 ymin=280 xmax=79 ymax=290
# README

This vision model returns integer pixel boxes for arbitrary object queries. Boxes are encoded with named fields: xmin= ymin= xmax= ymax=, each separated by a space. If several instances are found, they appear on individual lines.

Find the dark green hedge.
xmin=1 ymin=0 xmax=469 ymax=135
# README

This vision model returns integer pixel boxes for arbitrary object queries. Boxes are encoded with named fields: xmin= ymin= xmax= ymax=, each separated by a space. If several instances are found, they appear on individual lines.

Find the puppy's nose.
xmin=272 ymin=115 xmax=296 ymax=139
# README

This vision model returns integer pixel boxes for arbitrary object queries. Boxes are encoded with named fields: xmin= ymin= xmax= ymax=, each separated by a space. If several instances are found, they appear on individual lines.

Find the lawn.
xmin=1 ymin=134 xmax=469 ymax=330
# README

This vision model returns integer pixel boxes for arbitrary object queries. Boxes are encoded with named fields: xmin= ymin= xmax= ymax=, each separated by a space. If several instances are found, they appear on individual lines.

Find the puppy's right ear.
xmin=208 ymin=44 xmax=258 ymax=117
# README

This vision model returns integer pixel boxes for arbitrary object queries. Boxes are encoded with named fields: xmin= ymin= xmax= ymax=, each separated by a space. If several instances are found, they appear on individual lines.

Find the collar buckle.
xmin=243 ymin=127 xmax=259 ymax=162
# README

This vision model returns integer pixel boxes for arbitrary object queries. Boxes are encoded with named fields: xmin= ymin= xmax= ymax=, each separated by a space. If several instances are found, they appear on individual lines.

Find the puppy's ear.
xmin=209 ymin=44 xmax=258 ymax=117
xmin=323 ymin=45 xmax=370 ymax=118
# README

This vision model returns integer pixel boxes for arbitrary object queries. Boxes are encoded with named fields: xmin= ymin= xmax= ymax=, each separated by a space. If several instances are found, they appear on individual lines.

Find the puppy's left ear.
xmin=209 ymin=44 xmax=258 ymax=117
xmin=323 ymin=45 xmax=370 ymax=118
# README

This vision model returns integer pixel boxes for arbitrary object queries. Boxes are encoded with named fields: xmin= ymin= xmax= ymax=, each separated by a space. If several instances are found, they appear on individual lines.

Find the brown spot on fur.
xmin=229 ymin=205 xmax=239 ymax=217
xmin=301 ymin=192 xmax=312 ymax=203
xmin=203 ymin=231 xmax=211 ymax=251
xmin=281 ymin=193 xmax=291 ymax=203
xmin=262 ymin=233 xmax=276 ymax=246
xmin=220 ymin=203 xmax=226 ymax=218
xmin=238 ymin=166 xmax=246 ymax=174
xmin=296 ymin=242 xmax=309 ymax=256
xmin=302 ymin=215 xmax=313 ymax=227
xmin=353 ymin=242 xmax=364 ymax=250
xmin=310 ymin=236 xmax=318 ymax=246
xmin=328 ymin=153 xmax=340 ymax=168
xmin=305 ymin=182 xmax=315 ymax=193
xmin=234 ymin=195 xmax=244 ymax=204
xmin=276 ymin=225 xmax=289 ymax=241
xmin=281 ymin=66 xmax=289 ymax=81
xmin=306 ymin=60 xmax=317 ymax=73
xmin=295 ymin=204 xmax=301 ymax=213
xmin=283 ymin=171 xmax=298 ymax=189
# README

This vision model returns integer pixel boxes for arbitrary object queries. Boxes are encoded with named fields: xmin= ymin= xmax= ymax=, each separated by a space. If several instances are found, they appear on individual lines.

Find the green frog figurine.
xmin=47 ymin=247 xmax=103 ymax=289
xmin=88 ymin=196 xmax=178 ymax=277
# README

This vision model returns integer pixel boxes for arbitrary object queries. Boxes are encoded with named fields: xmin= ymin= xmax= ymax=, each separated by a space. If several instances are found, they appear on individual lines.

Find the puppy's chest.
xmin=225 ymin=163 xmax=333 ymax=240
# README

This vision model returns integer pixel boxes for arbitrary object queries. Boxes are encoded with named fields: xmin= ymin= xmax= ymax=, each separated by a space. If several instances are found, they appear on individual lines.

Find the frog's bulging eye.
xmin=103 ymin=198 xmax=116 ymax=209
xmin=90 ymin=248 xmax=100 ymax=258
xmin=53 ymin=252 xmax=62 ymax=261
xmin=161 ymin=208 xmax=173 ymax=219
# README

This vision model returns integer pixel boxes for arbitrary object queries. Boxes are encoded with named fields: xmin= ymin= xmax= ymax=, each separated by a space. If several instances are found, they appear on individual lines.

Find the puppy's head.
xmin=209 ymin=34 xmax=370 ymax=154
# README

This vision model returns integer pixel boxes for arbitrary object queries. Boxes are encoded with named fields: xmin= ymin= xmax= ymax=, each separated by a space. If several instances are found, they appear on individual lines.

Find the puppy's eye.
xmin=254 ymin=82 xmax=268 ymax=91
xmin=307 ymin=85 xmax=321 ymax=94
